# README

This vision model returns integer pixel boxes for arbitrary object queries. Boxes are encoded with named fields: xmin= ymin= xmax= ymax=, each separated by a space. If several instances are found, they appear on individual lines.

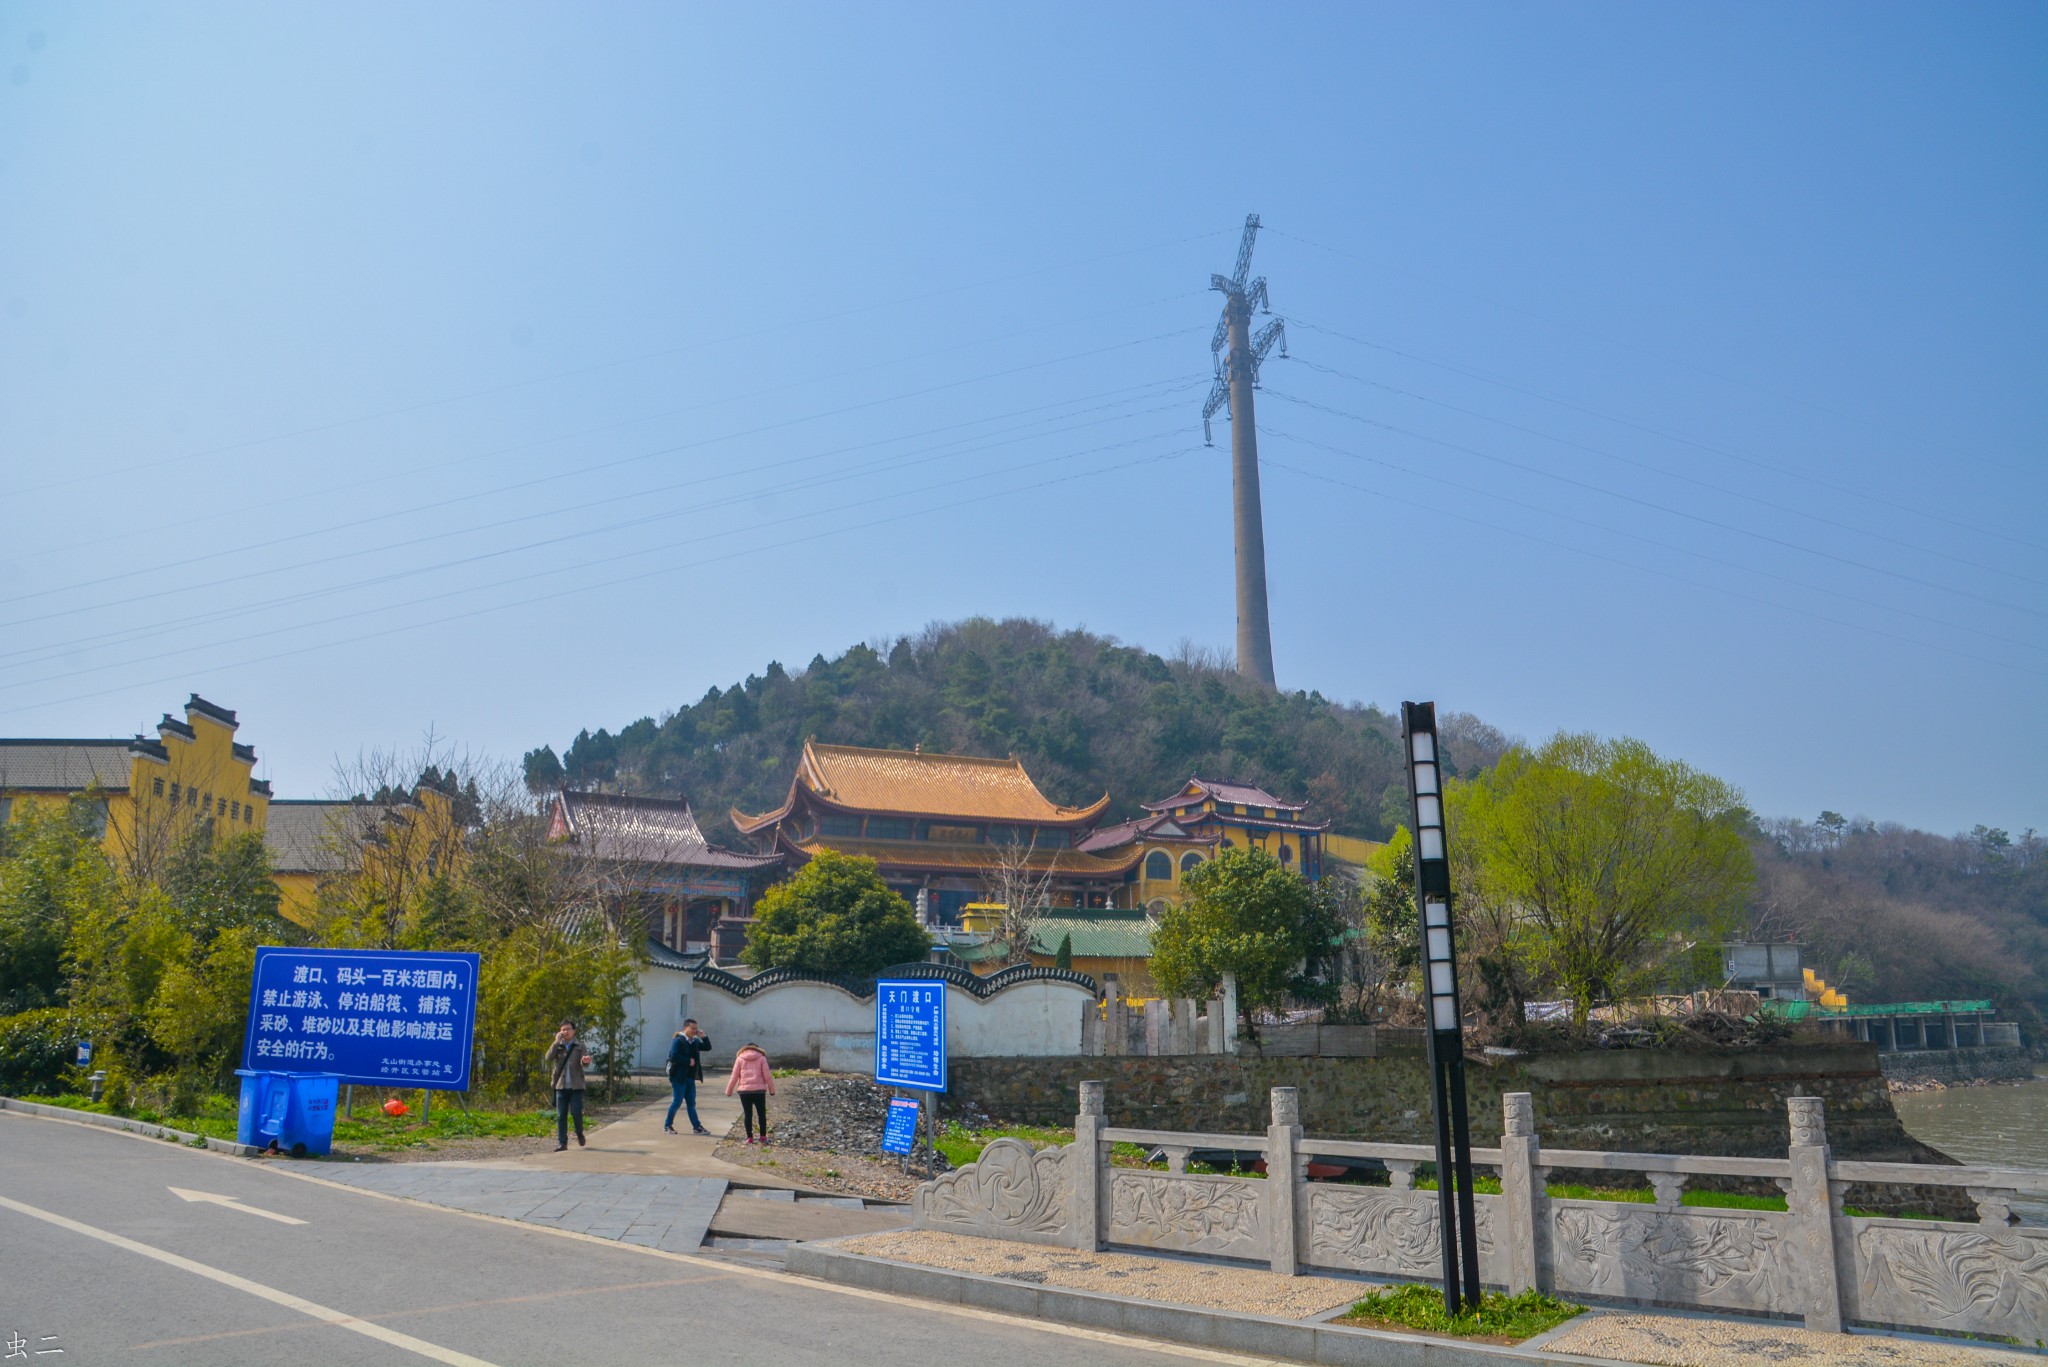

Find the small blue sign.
xmin=874 ymin=978 xmax=946 ymax=1092
xmin=75 ymin=1040 xmax=92 ymax=1066
xmin=881 ymin=1096 xmax=922 ymax=1155
xmin=241 ymin=946 xmax=481 ymax=1090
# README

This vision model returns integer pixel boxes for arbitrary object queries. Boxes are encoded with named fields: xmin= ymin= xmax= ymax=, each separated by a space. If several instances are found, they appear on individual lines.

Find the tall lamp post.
xmin=1402 ymin=700 xmax=1482 ymax=1315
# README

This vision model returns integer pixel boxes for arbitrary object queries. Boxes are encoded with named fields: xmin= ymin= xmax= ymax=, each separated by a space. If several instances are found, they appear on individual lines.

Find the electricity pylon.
xmin=1202 ymin=213 xmax=1287 ymax=689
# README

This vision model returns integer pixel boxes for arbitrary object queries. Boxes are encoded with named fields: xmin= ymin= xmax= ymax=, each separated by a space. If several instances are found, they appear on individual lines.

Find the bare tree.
xmin=979 ymin=836 xmax=1065 ymax=967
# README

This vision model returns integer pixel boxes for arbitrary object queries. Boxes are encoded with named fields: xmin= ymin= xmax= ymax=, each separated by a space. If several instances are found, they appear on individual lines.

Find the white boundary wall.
xmin=629 ymin=964 xmax=1092 ymax=1071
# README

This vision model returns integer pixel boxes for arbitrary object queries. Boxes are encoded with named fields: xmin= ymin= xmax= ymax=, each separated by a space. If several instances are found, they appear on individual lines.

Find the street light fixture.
xmin=1403 ymin=701 xmax=1481 ymax=1316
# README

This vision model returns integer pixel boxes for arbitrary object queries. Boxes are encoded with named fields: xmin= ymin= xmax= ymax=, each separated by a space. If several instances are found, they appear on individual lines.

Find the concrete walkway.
xmin=316 ymin=1164 xmax=729 ymax=1254
xmin=316 ymin=1074 xmax=911 ymax=1259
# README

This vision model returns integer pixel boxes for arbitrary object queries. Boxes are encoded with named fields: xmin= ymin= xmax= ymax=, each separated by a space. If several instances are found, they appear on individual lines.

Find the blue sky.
xmin=1 ymin=3 xmax=2042 ymax=834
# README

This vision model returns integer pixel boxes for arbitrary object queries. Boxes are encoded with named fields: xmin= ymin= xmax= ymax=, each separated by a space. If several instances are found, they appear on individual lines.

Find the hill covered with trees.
xmin=522 ymin=617 xmax=2043 ymax=1019
xmin=521 ymin=617 xmax=1512 ymax=842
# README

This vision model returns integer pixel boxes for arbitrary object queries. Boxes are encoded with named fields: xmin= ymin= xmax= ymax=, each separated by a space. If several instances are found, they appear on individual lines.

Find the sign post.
xmin=875 ymin=978 xmax=947 ymax=1169
xmin=241 ymin=946 xmax=481 ymax=1091
xmin=1403 ymin=701 xmax=1481 ymax=1317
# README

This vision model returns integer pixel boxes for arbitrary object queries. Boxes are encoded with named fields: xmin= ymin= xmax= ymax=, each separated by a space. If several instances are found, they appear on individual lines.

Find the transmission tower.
xmin=1202 ymin=213 xmax=1287 ymax=689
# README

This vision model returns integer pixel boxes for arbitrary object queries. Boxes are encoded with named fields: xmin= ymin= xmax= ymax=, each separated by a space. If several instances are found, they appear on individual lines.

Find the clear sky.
xmin=2 ymin=3 xmax=2042 ymax=835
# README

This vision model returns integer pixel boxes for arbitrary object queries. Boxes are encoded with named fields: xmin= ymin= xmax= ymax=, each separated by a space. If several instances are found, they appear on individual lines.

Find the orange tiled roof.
xmin=742 ymin=740 xmax=1109 ymax=829
xmin=790 ymin=835 xmax=1141 ymax=878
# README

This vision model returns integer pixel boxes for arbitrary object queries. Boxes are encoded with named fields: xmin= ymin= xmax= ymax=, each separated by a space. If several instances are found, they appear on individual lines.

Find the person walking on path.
xmin=544 ymin=1021 xmax=592 ymax=1151
xmin=724 ymin=1042 xmax=775 ymax=1144
xmin=664 ymin=1019 xmax=713 ymax=1135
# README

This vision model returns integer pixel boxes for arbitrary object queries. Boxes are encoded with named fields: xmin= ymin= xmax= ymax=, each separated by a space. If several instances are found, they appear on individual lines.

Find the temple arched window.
xmin=1180 ymin=851 xmax=1204 ymax=874
xmin=1144 ymin=850 xmax=1172 ymax=881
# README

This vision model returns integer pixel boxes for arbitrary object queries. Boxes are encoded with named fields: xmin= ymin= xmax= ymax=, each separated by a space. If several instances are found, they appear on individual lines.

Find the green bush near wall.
xmin=0 ymin=1009 xmax=78 ymax=1096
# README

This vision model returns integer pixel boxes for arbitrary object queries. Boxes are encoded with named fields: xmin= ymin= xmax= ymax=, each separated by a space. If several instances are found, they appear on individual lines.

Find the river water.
xmin=1890 ymin=1072 xmax=2048 ymax=1221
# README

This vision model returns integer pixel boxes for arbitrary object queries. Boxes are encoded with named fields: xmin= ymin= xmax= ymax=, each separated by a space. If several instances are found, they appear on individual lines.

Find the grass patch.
xmin=25 ymin=1092 xmax=239 ymax=1140
xmin=935 ymin=1120 xmax=1161 ymax=1170
xmin=25 ymin=1089 xmax=556 ymax=1152
xmin=1338 ymin=1284 xmax=1583 ymax=1341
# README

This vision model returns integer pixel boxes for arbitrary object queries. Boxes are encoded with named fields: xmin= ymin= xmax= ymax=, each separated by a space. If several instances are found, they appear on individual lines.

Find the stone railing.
xmin=912 ymin=1082 xmax=2048 ymax=1340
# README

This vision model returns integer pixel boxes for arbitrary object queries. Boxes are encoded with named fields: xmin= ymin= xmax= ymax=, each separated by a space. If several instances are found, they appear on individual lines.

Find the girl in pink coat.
xmin=725 ymin=1043 xmax=775 ymax=1144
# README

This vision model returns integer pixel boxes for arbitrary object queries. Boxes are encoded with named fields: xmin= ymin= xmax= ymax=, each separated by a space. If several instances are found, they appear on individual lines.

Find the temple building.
xmin=547 ymin=789 xmax=782 ymax=961
xmin=731 ymin=739 xmax=1141 ymax=925
xmin=0 ymin=694 xmax=272 ymax=878
xmin=1135 ymin=777 xmax=1331 ymax=881
xmin=1075 ymin=812 xmax=1219 ymax=913
xmin=265 ymin=783 xmax=467 ymax=929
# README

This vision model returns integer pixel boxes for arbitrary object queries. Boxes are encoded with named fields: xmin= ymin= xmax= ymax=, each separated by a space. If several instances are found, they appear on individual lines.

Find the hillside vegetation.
xmin=523 ymin=617 xmax=2044 ymax=1020
xmin=525 ymin=618 xmax=1511 ymax=841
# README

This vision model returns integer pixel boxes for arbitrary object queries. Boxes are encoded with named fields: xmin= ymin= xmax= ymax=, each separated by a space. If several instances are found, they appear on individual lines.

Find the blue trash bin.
xmin=234 ymin=1070 xmax=289 ymax=1148
xmin=278 ymin=1073 xmax=340 ymax=1157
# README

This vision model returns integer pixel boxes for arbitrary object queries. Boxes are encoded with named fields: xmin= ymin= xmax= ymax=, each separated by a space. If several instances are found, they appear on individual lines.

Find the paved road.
xmin=0 ymin=1110 xmax=1244 ymax=1367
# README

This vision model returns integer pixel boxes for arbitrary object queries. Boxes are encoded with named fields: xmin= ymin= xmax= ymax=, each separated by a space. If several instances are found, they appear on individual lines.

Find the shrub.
xmin=0 ymin=1008 xmax=77 ymax=1096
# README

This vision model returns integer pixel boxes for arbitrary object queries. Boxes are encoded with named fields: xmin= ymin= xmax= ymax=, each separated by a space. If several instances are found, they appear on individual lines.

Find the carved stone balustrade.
xmin=911 ymin=1079 xmax=2048 ymax=1341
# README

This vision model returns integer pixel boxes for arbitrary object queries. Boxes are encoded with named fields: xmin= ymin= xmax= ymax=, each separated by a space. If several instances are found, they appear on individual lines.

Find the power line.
xmin=1266 ymin=227 xmax=2031 ymax=479
xmin=1263 ymin=425 xmax=2043 ymax=656
xmin=5 ymin=325 xmax=1203 ymax=617
xmin=1259 ymin=453 xmax=2045 ymax=681
xmin=1281 ymin=355 xmax=2045 ymax=591
xmin=3 ymin=227 xmax=1233 ymax=499
xmin=0 ymin=441 xmax=1206 ymax=719
xmin=1286 ymin=317 xmax=2043 ymax=554
xmin=1263 ymin=389 xmax=2045 ymax=620
xmin=0 ymin=387 xmax=1202 ymax=669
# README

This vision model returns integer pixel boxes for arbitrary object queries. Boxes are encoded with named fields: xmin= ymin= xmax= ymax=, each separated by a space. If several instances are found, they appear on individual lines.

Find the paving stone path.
xmin=318 ymin=1162 xmax=727 ymax=1254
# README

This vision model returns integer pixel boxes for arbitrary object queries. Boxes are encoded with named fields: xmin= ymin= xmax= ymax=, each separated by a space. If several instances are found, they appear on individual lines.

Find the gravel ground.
xmin=1542 ymin=1313 xmax=2040 ymax=1367
xmin=839 ymin=1230 xmax=1363 ymax=1320
xmin=713 ymin=1074 xmax=947 ymax=1202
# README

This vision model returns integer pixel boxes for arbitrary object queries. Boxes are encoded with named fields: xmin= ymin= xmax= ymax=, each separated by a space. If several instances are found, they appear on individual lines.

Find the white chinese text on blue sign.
xmin=241 ymin=946 xmax=480 ymax=1090
xmin=874 ymin=978 xmax=946 ymax=1091
xmin=881 ymin=1096 xmax=922 ymax=1155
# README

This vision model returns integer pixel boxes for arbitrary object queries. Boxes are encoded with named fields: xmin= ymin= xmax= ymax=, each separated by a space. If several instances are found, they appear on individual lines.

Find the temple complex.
xmin=547 ymin=789 xmax=782 ymax=960
xmin=731 ymin=739 xmax=1141 ymax=925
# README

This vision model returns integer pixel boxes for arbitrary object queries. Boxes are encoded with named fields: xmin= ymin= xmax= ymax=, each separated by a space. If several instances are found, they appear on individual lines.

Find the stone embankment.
xmin=1879 ymin=1045 xmax=2036 ymax=1088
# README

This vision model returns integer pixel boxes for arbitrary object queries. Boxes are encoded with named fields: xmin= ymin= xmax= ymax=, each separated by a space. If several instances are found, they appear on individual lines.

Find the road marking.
xmin=269 ymin=1168 xmax=1295 ymax=1366
xmin=0 ymin=1193 xmax=502 ymax=1367
xmin=169 ymin=1186 xmax=309 ymax=1225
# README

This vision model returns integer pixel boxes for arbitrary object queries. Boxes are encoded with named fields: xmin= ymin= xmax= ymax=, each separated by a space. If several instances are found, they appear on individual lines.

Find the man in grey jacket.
xmin=544 ymin=1021 xmax=592 ymax=1151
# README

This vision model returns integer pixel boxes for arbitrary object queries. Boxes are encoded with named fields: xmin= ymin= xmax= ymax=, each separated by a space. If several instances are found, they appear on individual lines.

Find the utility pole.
xmin=1203 ymin=214 xmax=1287 ymax=689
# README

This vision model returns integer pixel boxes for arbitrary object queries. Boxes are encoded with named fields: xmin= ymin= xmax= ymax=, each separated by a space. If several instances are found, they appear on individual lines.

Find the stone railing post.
xmin=1267 ymin=1086 xmax=1304 ymax=1275
xmin=1071 ymin=1080 xmax=1105 ymax=1251
xmin=1785 ymin=1096 xmax=1846 ymax=1332
xmin=1144 ymin=999 xmax=1167 ymax=1056
xmin=1223 ymin=973 xmax=1241 ymax=1053
xmin=1104 ymin=978 xmax=1126 ymax=1057
xmin=1499 ymin=1092 xmax=1546 ymax=1294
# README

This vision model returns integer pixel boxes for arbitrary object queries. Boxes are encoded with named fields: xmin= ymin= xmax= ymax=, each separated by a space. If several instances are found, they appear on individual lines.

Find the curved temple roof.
xmin=734 ymin=739 xmax=1110 ymax=832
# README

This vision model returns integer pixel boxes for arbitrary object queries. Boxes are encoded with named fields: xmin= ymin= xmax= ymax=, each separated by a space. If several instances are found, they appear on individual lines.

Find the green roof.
xmin=1767 ymin=998 xmax=1994 ymax=1020
xmin=950 ymin=909 xmax=1157 ymax=963
xmin=1030 ymin=910 xmax=1155 ymax=959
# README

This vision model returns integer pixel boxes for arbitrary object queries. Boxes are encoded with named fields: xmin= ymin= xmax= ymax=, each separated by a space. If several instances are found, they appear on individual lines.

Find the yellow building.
xmin=265 ymin=786 xmax=466 ymax=929
xmin=0 ymin=695 xmax=271 ymax=877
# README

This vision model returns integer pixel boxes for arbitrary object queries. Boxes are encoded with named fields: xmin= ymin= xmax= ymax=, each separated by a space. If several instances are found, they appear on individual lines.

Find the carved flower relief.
xmin=1551 ymin=1205 xmax=1780 ymax=1305
xmin=922 ymin=1137 xmax=1071 ymax=1236
xmin=1857 ymin=1226 xmax=2048 ymax=1337
xmin=1307 ymin=1189 xmax=1442 ymax=1276
xmin=1109 ymin=1173 xmax=1264 ymax=1255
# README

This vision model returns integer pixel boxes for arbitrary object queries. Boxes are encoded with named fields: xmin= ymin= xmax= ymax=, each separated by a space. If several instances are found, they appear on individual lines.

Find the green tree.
xmin=1149 ymin=847 xmax=1328 ymax=1030
xmin=162 ymin=826 xmax=285 ymax=942
xmin=1053 ymin=932 xmax=1073 ymax=970
xmin=1451 ymin=733 xmax=1753 ymax=1027
xmin=0 ymin=801 xmax=119 ymax=1014
xmin=742 ymin=850 xmax=930 ymax=977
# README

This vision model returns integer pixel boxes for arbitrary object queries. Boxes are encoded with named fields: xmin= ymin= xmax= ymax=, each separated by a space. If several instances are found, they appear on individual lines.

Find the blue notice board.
xmin=874 ymin=978 xmax=946 ymax=1091
xmin=241 ymin=946 xmax=481 ymax=1090
xmin=881 ymin=1097 xmax=922 ymax=1155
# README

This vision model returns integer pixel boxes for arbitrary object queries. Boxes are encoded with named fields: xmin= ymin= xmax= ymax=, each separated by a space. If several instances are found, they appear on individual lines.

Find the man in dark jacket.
xmin=664 ymin=1019 xmax=712 ymax=1135
xmin=544 ymin=1021 xmax=591 ymax=1151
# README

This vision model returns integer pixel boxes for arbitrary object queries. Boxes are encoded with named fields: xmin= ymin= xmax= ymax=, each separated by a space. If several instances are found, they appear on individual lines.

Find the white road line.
xmin=168 ymin=1186 xmax=309 ymax=1225
xmin=0 ymin=1193 xmax=502 ymax=1367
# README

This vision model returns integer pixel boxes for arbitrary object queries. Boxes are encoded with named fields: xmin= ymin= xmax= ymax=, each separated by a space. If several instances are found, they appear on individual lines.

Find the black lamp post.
xmin=1402 ymin=700 xmax=1482 ymax=1316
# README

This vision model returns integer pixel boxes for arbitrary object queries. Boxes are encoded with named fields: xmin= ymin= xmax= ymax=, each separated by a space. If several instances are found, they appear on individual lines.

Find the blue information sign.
xmin=881 ymin=1097 xmax=922 ymax=1155
xmin=241 ymin=946 xmax=481 ymax=1090
xmin=874 ymin=978 xmax=946 ymax=1092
